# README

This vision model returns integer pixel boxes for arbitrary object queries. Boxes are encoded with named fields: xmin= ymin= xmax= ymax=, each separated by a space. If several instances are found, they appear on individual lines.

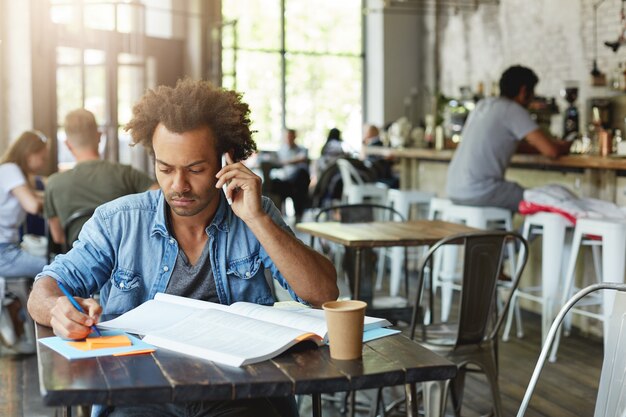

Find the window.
xmin=49 ymin=0 xmax=186 ymax=168
xmin=222 ymin=0 xmax=363 ymax=157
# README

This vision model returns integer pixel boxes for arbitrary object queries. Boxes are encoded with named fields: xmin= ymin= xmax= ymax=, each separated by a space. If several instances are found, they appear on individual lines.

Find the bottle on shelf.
xmin=612 ymin=62 xmax=624 ymax=90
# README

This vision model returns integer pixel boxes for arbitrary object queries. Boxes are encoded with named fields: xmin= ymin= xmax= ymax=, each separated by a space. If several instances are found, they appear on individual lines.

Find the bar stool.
xmin=434 ymin=203 xmax=517 ymax=322
xmin=376 ymin=189 xmax=436 ymax=296
xmin=502 ymin=212 xmax=574 ymax=344
xmin=549 ymin=217 xmax=626 ymax=362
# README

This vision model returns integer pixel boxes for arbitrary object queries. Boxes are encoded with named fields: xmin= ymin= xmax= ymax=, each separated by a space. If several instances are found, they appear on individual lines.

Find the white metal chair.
xmin=376 ymin=189 xmax=435 ymax=296
xmin=517 ymin=282 xmax=626 ymax=417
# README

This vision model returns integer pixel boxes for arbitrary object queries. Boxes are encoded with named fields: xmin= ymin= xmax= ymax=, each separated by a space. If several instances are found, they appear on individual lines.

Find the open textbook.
xmin=98 ymin=293 xmax=392 ymax=367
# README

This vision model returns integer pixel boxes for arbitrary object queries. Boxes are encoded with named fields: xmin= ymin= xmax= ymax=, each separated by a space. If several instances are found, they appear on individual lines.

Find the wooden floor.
xmin=0 ymin=308 xmax=604 ymax=417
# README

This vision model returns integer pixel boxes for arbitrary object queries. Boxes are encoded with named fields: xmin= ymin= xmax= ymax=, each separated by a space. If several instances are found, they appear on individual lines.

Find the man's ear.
xmin=65 ymin=138 xmax=74 ymax=153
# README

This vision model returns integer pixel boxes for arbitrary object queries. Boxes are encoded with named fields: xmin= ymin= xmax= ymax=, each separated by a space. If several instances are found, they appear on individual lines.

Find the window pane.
xmin=56 ymin=128 xmax=74 ymax=167
xmin=117 ymin=3 xmax=143 ymax=34
xmin=118 ymin=64 xmax=145 ymax=126
xmin=84 ymin=65 xmax=106 ymax=124
xmin=50 ymin=4 xmax=76 ymax=26
xmin=57 ymin=47 xmax=81 ymax=66
xmin=84 ymin=4 xmax=116 ymax=31
xmin=84 ymin=49 xmax=105 ymax=65
xmin=234 ymin=51 xmax=282 ymax=148
xmin=146 ymin=9 xmax=173 ymax=38
xmin=118 ymin=127 xmax=133 ymax=165
xmin=285 ymin=0 xmax=361 ymax=54
xmin=56 ymin=66 xmax=82 ymax=126
xmin=144 ymin=0 xmax=174 ymax=38
xmin=118 ymin=53 xmax=144 ymax=65
xmin=286 ymin=55 xmax=362 ymax=157
xmin=222 ymin=48 xmax=235 ymax=75
xmin=222 ymin=0 xmax=281 ymax=50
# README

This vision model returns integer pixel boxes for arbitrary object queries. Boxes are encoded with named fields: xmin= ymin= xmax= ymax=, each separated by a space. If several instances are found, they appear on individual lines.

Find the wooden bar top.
xmin=363 ymin=146 xmax=626 ymax=171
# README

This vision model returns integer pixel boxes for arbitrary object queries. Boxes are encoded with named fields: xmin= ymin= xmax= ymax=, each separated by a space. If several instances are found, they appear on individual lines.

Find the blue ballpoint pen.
xmin=56 ymin=280 xmax=102 ymax=337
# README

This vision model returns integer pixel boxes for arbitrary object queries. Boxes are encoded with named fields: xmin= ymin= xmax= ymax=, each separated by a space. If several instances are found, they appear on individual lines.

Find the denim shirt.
xmin=37 ymin=190 xmax=307 ymax=316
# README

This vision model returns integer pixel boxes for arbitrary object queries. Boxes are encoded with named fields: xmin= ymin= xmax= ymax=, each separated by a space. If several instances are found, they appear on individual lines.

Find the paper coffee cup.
xmin=322 ymin=300 xmax=367 ymax=360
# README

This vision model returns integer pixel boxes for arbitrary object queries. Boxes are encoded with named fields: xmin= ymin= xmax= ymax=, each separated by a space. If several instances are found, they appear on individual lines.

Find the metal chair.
xmin=410 ymin=231 xmax=529 ymax=417
xmin=312 ymin=203 xmax=408 ymax=302
xmin=517 ymin=283 xmax=626 ymax=417
xmin=63 ymin=207 xmax=96 ymax=253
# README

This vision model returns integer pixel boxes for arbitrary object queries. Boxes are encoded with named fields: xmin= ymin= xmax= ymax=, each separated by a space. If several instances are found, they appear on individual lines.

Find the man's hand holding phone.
xmin=217 ymin=153 xmax=264 ymax=224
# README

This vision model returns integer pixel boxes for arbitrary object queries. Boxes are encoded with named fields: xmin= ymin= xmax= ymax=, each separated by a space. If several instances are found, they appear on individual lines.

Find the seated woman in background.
xmin=0 ymin=131 xmax=49 ymax=277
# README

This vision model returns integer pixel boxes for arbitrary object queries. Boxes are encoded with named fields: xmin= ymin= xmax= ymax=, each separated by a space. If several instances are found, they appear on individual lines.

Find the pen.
xmin=221 ymin=154 xmax=233 ymax=205
xmin=56 ymin=280 xmax=102 ymax=337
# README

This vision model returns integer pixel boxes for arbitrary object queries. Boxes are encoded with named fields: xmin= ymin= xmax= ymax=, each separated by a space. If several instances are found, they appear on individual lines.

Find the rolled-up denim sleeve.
xmin=36 ymin=207 xmax=115 ymax=298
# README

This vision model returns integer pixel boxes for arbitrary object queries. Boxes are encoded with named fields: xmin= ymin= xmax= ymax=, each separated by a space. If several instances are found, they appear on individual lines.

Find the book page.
xmin=98 ymin=299 xmax=200 ymax=334
xmin=227 ymin=302 xmax=329 ymax=337
xmin=142 ymin=308 xmax=320 ymax=367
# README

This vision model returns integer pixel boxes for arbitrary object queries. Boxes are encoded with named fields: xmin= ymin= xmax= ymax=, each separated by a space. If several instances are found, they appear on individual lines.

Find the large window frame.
xmin=221 ymin=0 xmax=364 ymax=157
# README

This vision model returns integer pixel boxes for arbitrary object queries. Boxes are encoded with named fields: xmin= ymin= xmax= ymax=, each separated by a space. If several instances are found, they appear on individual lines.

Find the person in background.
xmin=320 ymin=127 xmax=344 ymax=157
xmin=44 ymin=109 xmax=157 ymax=248
xmin=28 ymin=79 xmax=338 ymax=417
xmin=316 ymin=127 xmax=347 ymax=177
xmin=445 ymin=65 xmax=571 ymax=212
xmin=269 ymin=128 xmax=310 ymax=222
xmin=362 ymin=123 xmax=399 ymax=189
xmin=0 ymin=131 xmax=49 ymax=277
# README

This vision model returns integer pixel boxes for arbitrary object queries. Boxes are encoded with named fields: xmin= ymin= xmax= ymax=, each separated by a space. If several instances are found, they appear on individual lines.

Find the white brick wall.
xmin=438 ymin=0 xmax=626 ymax=132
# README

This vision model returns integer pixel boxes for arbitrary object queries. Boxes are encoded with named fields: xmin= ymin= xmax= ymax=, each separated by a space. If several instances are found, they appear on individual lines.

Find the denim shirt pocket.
xmin=104 ymin=267 xmax=145 ymax=315
xmin=226 ymin=254 xmax=262 ymax=280
xmin=112 ymin=268 xmax=142 ymax=291
xmin=225 ymin=253 xmax=273 ymax=304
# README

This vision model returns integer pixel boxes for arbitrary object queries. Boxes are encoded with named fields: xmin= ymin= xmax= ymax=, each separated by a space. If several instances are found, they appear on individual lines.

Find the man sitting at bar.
xmin=28 ymin=79 xmax=338 ymax=417
xmin=445 ymin=65 xmax=571 ymax=212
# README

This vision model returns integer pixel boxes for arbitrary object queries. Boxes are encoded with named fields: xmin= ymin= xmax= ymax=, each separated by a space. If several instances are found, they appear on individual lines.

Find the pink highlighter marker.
xmin=221 ymin=154 xmax=232 ymax=205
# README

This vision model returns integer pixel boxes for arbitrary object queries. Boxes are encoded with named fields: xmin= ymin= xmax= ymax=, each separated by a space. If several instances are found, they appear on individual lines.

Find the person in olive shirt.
xmin=44 ymin=109 xmax=157 ymax=247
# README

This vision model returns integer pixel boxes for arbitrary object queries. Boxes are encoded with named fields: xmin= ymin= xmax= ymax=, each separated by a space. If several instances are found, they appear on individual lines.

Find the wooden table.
xmin=36 ymin=325 xmax=456 ymax=417
xmin=296 ymin=220 xmax=478 ymax=304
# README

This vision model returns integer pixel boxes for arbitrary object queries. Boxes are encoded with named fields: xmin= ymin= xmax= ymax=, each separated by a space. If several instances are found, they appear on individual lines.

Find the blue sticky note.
xmin=38 ymin=330 xmax=155 ymax=360
xmin=363 ymin=327 xmax=401 ymax=342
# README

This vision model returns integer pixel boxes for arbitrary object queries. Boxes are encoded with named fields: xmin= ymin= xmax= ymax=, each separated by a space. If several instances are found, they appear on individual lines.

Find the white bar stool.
xmin=549 ymin=217 xmax=626 ymax=362
xmin=377 ymin=189 xmax=436 ymax=296
xmin=435 ymin=203 xmax=517 ymax=322
xmin=502 ymin=212 xmax=574 ymax=343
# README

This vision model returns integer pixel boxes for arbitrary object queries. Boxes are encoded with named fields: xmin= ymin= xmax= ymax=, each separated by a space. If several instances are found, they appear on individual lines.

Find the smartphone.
xmin=221 ymin=154 xmax=232 ymax=205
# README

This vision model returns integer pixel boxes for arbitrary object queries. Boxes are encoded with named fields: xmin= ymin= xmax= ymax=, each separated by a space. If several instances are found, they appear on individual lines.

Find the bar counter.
xmin=363 ymin=146 xmax=626 ymax=204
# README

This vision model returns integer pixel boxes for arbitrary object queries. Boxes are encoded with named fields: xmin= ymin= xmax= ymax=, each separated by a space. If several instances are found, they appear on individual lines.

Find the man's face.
xmin=521 ymin=86 xmax=535 ymax=108
xmin=284 ymin=130 xmax=296 ymax=147
xmin=153 ymin=123 xmax=221 ymax=219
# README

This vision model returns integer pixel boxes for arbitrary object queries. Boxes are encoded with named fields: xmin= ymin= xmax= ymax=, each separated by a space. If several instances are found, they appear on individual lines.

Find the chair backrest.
xmin=410 ymin=230 xmax=529 ymax=347
xmin=517 ymin=283 xmax=626 ymax=417
xmin=63 ymin=207 xmax=97 ymax=252
xmin=315 ymin=203 xmax=405 ymax=224
xmin=336 ymin=158 xmax=365 ymax=188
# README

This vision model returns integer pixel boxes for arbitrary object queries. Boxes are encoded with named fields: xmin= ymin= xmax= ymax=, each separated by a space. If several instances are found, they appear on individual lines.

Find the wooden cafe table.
xmin=36 ymin=324 xmax=456 ymax=417
xmin=296 ymin=219 xmax=479 ymax=313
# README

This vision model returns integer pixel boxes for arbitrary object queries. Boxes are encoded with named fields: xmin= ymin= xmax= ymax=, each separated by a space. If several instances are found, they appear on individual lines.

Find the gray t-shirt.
xmin=445 ymin=96 xmax=538 ymax=202
xmin=165 ymin=239 xmax=219 ymax=302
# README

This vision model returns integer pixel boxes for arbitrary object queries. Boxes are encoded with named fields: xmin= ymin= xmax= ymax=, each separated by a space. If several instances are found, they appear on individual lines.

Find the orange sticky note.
xmin=68 ymin=335 xmax=132 ymax=351
xmin=113 ymin=348 xmax=156 ymax=357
